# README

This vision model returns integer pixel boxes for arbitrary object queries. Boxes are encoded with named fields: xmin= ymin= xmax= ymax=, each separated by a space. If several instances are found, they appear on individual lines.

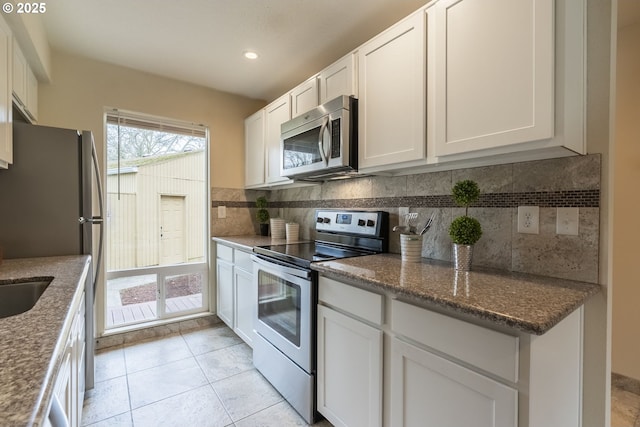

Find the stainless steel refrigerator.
xmin=0 ymin=121 xmax=104 ymax=390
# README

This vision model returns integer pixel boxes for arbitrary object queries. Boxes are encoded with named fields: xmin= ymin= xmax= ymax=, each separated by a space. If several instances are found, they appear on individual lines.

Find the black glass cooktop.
xmin=253 ymin=241 xmax=372 ymax=269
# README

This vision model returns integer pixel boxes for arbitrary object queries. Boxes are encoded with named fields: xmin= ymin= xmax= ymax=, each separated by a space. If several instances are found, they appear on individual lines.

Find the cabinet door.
xmin=12 ymin=39 xmax=26 ymax=106
xmin=244 ymin=110 xmax=265 ymax=188
xmin=317 ymin=305 xmax=383 ymax=427
xmin=358 ymin=11 xmax=426 ymax=170
xmin=319 ymin=53 xmax=356 ymax=104
xmin=0 ymin=15 xmax=12 ymax=168
xmin=430 ymin=0 xmax=553 ymax=157
xmin=290 ymin=76 xmax=319 ymax=118
xmin=234 ymin=267 xmax=256 ymax=347
xmin=26 ymin=65 xmax=37 ymax=121
xmin=391 ymin=337 xmax=517 ymax=427
xmin=264 ymin=94 xmax=292 ymax=184
xmin=216 ymin=259 xmax=234 ymax=327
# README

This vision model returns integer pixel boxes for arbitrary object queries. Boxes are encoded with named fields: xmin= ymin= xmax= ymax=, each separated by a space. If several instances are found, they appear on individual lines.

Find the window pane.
xmin=106 ymin=274 xmax=157 ymax=328
xmin=104 ymin=112 xmax=209 ymax=331
xmin=164 ymin=273 xmax=204 ymax=314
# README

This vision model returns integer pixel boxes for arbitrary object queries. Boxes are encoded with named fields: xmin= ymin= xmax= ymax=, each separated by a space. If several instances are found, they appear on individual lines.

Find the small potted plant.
xmin=448 ymin=180 xmax=482 ymax=271
xmin=256 ymin=196 xmax=270 ymax=236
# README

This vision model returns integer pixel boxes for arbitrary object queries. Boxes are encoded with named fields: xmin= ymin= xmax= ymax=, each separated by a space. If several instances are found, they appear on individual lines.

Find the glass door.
xmin=103 ymin=110 xmax=209 ymax=330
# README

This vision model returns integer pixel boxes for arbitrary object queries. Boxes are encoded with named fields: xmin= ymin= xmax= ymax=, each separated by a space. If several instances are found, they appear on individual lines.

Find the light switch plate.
xmin=517 ymin=206 xmax=539 ymax=234
xmin=556 ymin=207 xmax=579 ymax=235
xmin=218 ymin=205 xmax=227 ymax=219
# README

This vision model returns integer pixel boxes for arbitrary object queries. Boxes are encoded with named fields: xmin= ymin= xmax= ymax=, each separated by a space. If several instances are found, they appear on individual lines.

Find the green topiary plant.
xmin=256 ymin=196 xmax=270 ymax=224
xmin=448 ymin=180 xmax=482 ymax=245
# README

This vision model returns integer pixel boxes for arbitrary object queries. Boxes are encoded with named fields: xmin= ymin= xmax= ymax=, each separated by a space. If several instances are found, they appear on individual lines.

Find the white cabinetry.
xmin=319 ymin=53 xmax=357 ymax=104
xmin=391 ymin=338 xmax=517 ymax=427
xmin=357 ymin=10 xmax=426 ymax=170
xmin=215 ymin=242 xmax=257 ymax=347
xmin=47 ymin=292 xmax=86 ymax=427
xmin=317 ymin=277 xmax=383 ymax=427
xmin=390 ymin=300 xmax=517 ymax=427
xmin=244 ymin=110 xmax=265 ymax=188
xmin=0 ymin=14 xmax=12 ymax=168
xmin=429 ymin=0 xmax=553 ymax=157
xmin=318 ymin=274 xmax=584 ymax=427
xmin=290 ymin=76 xmax=318 ymax=118
xmin=12 ymin=39 xmax=37 ymax=122
xmin=234 ymin=250 xmax=256 ymax=346
xmin=216 ymin=244 xmax=234 ymax=327
xmin=265 ymin=94 xmax=293 ymax=185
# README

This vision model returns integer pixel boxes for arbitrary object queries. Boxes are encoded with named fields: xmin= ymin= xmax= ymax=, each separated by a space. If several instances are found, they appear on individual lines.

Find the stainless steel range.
xmin=252 ymin=209 xmax=389 ymax=424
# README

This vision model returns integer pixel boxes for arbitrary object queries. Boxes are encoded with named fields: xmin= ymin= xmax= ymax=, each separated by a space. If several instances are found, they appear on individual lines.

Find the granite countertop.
xmin=312 ymin=254 xmax=601 ymax=335
xmin=0 ymin=256 xmax=91 ymax=427
xmin=212 ymin=235 xmax=307 ymax=252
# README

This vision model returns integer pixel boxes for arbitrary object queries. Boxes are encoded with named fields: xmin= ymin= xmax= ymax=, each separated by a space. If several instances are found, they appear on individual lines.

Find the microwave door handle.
xmin=318 ymin=117 xmax=330 ymax=166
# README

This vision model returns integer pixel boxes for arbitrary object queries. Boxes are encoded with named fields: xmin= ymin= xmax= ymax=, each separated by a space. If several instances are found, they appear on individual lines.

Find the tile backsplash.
xmin=212 ymin=154 xmax=600 ymax=283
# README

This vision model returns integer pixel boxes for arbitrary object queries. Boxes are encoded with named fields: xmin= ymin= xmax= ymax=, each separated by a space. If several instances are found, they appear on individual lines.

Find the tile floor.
xmin=82 ymin=324 xmax=333 ymax=427
xmin=612 ymin=374 xmax=640 ymax=427
xmin=85 ymin=322 xmax=640 ymax=427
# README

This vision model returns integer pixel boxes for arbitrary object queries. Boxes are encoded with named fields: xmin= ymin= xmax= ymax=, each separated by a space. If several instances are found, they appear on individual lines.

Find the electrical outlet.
xmin=218 ymin=205 xmax=227 ymax=219
xmin=556 ymin=207 xmax=579 ymax=235
xmin=517 ymin=206 xmax=539 ymax=234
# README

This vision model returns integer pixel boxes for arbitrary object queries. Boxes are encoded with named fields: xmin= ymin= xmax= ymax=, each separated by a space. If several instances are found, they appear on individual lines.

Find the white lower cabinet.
xmin=317 ymin=274 xmax=584 ymax=427
xmin=234 ymin=264 xmax=256 ymax=346
xmin=390 ymin=337 xmax=517 ymax=427
xmin=46 ymin=292 xmax=86 ymax=427
xmin=216 ymin=258 xmax=234 ymax=327
xmin=215 ymin=242 xmax=256 ymax=347
xmin=317 ymin=304 xmax=383 ymax=427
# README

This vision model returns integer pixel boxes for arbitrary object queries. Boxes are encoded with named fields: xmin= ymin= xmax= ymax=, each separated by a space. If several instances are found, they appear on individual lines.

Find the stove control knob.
xmin=323 ymin=217 xmax=331 ymax=223
xmin=366 ymin=219 xmax=375 ymax=227
xmin=358 ymin=219 xmax=366 ymax=226
xmin=316 ymin=217 xmax=324 ymax=223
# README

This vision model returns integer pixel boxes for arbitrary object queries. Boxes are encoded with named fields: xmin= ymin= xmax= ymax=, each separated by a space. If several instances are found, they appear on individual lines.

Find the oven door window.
xmin=257 ymin=270 xmax=301 ymax=347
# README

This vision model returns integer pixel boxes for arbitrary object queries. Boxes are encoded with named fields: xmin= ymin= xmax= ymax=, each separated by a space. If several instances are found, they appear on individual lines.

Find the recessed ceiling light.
xmin=244 ymin=51 xmax=259 ymax=60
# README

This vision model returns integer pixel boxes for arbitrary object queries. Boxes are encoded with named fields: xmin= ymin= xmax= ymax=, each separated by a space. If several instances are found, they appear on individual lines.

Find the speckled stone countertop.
xmin=312 ymin=254 xmax=601 ymax=335
xmin=0 ymin=256 xmax=91 ymax=427
xmin=212 ymin=235 xmax=307 ymax=252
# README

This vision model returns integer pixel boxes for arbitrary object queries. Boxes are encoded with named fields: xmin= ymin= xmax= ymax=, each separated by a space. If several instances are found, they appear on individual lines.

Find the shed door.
xmin=160 ymin=195 xmax=186 ymax=265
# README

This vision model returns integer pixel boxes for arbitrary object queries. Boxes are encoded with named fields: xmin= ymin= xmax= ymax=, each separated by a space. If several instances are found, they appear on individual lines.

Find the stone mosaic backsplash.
xmin=211 ymin=154 xmax=601 ymax=283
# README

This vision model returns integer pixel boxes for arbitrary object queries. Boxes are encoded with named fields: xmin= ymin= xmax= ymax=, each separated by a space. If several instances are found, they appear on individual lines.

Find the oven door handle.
xmin=251 ymin=254 xmax=311 ymax=280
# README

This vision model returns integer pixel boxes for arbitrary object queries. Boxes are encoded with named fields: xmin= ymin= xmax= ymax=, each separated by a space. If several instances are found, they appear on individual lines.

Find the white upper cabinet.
xmin=290 ymin=75 xmax=319 ymax=118
xmin=430 ymin=0 xmax=554 ymax=157
xmin=319 ymin=52 xmax=357 ymax=104
xmin=12 ymin=39 xmax=26 ymax=106
xmin=265 ymin=94 xmax=292 ymax=185
xmin=12 ymin=39 xmax=38 ymax=123
xmin=26 ymin=65 xmax=37 ymax=121
xmin=244 ymin=110 xmax=265 ymax=188
xmin=0 ymin=15 xmax=11 ymax=168
xmin=358 ymin=10 xmax=426 ymax=170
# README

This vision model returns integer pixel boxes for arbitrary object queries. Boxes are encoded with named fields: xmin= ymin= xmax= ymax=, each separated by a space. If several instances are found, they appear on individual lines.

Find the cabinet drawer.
xmin=319 ymin=277 xmax=383 ymax=326
xmin=234 ymin=249 xmax=253 ymax=272
xmin=216 ymin=244 xmax=233 ymax=262
xmin=391 ymin=300 xmax=518 ymax=382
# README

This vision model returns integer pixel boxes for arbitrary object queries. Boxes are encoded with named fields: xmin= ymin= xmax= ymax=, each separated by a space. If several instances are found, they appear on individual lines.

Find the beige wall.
xmin=37 ymin=50 xmax=266 ymax=189
xmin=612 ymin=21 xmax=640 ymax=381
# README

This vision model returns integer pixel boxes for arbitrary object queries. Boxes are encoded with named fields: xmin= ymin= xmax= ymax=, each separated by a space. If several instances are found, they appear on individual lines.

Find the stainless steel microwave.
xmin=280 ymin=95 xmax=357 ymax=181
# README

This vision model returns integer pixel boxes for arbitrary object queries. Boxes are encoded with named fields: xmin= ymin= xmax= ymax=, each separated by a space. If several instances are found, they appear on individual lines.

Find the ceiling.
xmin=39 ymin=1 xmax=640 ymax=103
xmin=41 ymin=0 xmax=429 ymax=102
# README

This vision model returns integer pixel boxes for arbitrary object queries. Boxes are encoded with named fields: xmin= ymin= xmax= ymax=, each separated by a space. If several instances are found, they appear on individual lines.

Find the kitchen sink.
xmin=0 ymin=278 xmax=53 ymax=319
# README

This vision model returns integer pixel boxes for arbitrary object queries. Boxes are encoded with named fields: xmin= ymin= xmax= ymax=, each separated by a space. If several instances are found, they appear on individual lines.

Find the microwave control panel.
xmin=315 ymin=210 xmax=382 ymax=236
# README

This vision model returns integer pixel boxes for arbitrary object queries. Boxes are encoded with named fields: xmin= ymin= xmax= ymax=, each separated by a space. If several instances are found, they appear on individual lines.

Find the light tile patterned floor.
xmin=82 ymin=324 xmax=333 ymax=427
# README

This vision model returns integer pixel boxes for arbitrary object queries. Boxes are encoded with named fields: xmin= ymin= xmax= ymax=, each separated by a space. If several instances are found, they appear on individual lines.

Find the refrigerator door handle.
xmin=89 ymin=133 xmax=104 ymax=293
xmin=79 ymin=216 xmax=104 ymax=224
